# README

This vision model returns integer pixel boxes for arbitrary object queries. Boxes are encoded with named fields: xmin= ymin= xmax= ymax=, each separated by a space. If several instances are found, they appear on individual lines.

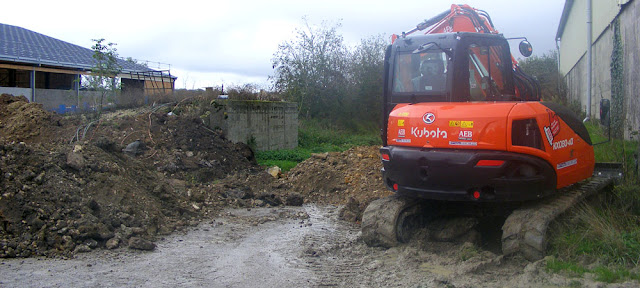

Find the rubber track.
xmin=361 ymin=196 xmax=421 ymax=248
xmin=501 ymin=176 xmax=614 ymax=261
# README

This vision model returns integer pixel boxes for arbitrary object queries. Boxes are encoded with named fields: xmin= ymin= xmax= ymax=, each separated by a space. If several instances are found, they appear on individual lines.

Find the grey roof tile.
xmin=0 ymin=23 xmax=157 ymax=74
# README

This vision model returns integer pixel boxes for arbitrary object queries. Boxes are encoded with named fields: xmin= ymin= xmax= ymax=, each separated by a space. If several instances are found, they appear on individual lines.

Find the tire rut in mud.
xmin=297 ymin=206 xmax=364 ymax=287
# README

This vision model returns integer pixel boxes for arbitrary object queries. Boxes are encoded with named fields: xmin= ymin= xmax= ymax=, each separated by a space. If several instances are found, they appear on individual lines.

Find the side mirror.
xmin=519 ymin=40 xmax=533 ymax=57
xmin=600 ymin=98 xmax=610 ymax=126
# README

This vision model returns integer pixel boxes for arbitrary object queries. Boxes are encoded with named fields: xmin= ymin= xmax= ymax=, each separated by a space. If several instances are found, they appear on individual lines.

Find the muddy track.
xmin=1 ymin=205 xmax=637 ymax=287
xmin=298 ymin=205 xmax=363 ymax=287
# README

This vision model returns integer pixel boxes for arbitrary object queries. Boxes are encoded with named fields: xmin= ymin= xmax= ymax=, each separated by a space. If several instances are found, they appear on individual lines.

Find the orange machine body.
xmin=386 ymin=102 xmax=594 ymax=190
xmin=379 ymin=5 xmax=594 ymax=202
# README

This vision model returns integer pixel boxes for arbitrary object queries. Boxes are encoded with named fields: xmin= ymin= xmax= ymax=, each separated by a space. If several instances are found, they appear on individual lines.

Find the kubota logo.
xmin=411 ymin=127 xmax=448 ymax=139
xmin=423 ymin=112 xmax=435 ymax=124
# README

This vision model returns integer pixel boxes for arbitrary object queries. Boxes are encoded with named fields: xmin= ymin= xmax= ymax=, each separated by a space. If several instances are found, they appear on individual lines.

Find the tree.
xmin=347 ymin=35 xmax=387 ymax=129
xmin=271 ymin=19 xmax=350 ymax=120
xmin=271 ymin=19 xmax=387 ymax=131
xmin=517 ymin=51 xmax=566 ymax=104
xmin=85 ymin=38 xmax=122 ymax=117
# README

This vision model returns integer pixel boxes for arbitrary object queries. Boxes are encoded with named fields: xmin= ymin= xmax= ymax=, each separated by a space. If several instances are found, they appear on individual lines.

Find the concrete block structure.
xmin=206 ymin=100 xmax=298 ymax=151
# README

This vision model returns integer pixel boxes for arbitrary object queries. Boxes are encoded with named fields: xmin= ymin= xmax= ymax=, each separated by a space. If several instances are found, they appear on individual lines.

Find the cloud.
xmin=4 ymin=0 xmax=564 ymax=89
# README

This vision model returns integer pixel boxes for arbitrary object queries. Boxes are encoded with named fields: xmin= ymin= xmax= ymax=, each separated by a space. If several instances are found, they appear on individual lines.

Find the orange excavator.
xmin=361 ymin=4 xmax=618 ymax=260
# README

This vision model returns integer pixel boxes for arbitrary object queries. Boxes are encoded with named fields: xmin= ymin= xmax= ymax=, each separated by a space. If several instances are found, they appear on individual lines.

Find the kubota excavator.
xmin=361 ymin=4 xmax=619 ymax=260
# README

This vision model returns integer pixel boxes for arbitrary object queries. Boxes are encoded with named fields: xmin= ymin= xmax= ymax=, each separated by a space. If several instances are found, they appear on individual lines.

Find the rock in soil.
xmin=128 ymin=237 xmax=156 ymax=251
xmin=106 ymin=238 xmax=120 ymax=250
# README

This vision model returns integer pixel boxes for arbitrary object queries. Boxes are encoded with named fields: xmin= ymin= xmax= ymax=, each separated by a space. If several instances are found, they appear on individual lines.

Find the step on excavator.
xmin=361 ymin=4 xmax=621 ymax=260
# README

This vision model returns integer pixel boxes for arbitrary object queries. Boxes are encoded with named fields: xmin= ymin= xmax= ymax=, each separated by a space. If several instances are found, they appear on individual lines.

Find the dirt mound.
xmin=284 ymin=146 xmax=392 ymax=221
xmin=0 ymin=94 xmax=71 ymax=143
xmin=0 ymin=94 xmax=259 ymax=258
xmin=185 ymin=146 xmax=392 ymax=222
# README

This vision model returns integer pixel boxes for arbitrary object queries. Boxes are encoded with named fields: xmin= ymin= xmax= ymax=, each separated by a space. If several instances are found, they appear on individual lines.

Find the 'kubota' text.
xmin=411 ymin=127 xmax=448 ymax=138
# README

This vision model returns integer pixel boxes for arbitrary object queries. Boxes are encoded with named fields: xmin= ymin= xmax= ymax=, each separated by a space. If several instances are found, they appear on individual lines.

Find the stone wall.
xmin=206 ymin=100 xmax=298 ymax=151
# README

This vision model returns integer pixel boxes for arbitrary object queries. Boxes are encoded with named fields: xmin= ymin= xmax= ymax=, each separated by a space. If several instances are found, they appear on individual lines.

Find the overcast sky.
xmin=4 ymin=0 xmax=565 ymax=90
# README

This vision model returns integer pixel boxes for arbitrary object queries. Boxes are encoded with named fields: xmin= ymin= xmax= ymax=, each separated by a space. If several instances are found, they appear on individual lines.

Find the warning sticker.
xmin=449 ymin=120 xmax=474 ymax=128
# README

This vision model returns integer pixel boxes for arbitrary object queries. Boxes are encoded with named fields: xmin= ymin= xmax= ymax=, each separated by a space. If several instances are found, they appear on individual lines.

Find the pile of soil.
xmin=286 ymin=146 xmax=391 ymax=204
xmin=284 ymin=147 xmax=392 ymax=221
xmin=0 ymin=94 xmax=72 ymax=143
xmin=0 ymin=94 xmax=262 ymax=258
xmin=207 ymin=146 xmax=392 ymax=222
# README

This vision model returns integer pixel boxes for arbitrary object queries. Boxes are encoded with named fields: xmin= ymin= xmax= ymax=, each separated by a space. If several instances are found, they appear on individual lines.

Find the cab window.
xmin=468 ymin=44 xmax=509 ymax=100
xmin=392 ymin=51 xmax=448 ymax=93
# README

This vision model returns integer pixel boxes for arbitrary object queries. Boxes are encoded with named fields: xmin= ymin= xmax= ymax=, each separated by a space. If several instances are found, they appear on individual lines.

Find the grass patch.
xmin=546 ymin=122 xmax=640 ymax=283
xmin=297 ymin=119 xmax=380 ymax=152
xmin=549 ymin=186 xmax=640 ymax=275
xmin=255 ymin=119 xmax=381 ymax=171
xmin=547 ymin=189 xmax=640 ymax=282
xmin=546 ymin=258 xmax=588 ymax=277
xmin=585 ymin=121 xmax=638 ymax=180
xmin=546 ymin=259 xmax=640 ymax=283
xmin=592 ymin=266 xmax=640 ymax=283
xmin=256 ymin=159 xmax=299 ymax=172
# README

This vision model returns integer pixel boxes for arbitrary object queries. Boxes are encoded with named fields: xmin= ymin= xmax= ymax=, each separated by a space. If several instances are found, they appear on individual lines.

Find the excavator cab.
xmin=385 ymin=32 xmax=517 ymax=105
